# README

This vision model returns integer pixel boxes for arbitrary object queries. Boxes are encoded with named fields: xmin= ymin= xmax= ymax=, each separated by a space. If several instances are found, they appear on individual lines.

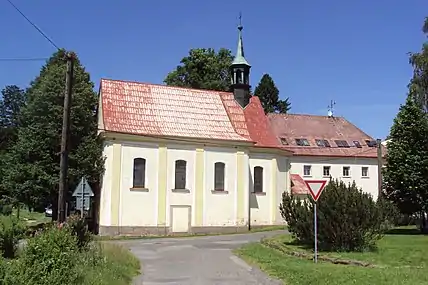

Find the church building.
xmin=97 ymin=23 xmax=293 ymax=236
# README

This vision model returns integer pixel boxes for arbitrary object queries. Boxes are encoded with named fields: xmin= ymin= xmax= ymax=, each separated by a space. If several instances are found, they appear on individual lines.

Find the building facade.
xmin=268 ymin=114 xmax=385 ymax=200
xmin=96 ymin=24 xmax=292 ymax=236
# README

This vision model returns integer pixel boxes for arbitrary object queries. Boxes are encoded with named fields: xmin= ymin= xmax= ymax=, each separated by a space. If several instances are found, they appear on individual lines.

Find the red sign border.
xmin=304 ymin=180 xmax=327 ymax=202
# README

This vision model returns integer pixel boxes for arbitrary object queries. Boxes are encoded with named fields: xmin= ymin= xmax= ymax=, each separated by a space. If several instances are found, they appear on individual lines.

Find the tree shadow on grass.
xmin=386 ymin=227 xmax=427 ymax=235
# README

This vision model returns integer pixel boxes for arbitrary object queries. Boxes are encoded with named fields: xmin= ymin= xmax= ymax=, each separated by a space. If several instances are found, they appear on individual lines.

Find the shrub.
xmin=3 ymin=225 xmax=83 ymax=285
xmin=64 ymin=214 xmax=92 ymax=249
xmin=0 ymin=204 xmax=12 ymax=216
xmin=0 ymin=215 xmax=25 ymax=258
xmin=280 ymin=179 xmax=389 ymax=252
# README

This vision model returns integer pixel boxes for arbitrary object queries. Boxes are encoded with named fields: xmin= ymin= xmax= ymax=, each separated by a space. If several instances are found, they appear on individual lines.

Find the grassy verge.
xmin=12 ymin=208 xmax=50 ymax=226
xmin=81 ymin=243 xmax=140 ymax=285
xmin=96 ymin=225 xmax=287 ymax=241
xmin=234 ymin=228 xmax=428 ymax=285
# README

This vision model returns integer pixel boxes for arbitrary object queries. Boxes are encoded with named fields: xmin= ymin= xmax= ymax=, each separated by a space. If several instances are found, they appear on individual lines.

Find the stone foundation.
xmin=98 ymin=224 xmax=282 ymax=237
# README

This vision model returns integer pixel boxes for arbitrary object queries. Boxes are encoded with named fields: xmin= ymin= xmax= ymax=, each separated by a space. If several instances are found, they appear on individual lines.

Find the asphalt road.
xmin=116 ymin=230 xmax=286 ymax=285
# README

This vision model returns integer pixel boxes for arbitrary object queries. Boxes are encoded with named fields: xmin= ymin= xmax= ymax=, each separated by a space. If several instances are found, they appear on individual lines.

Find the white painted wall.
xmin=276 ymin=157 xmax=290 ymax=224
xmin=119 ymin=142 xmax=159 ymax=227
xmin=290 ymin=156 xmax=379 ymax=200
xmin=99 ymin=142 xmax=113 ymax=227
xmin=204 ymin=147 xmax=238 ymax=226
xmin=249 ymin=154 xmax=273 ymax=225
xmin=166 ymin=145 xmax=196 ymax=226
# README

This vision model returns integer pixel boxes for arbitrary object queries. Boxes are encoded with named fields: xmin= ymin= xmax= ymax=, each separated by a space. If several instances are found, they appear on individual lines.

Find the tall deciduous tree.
xmin=383 ymin=94 xmax=428 ymax=230
xmin=164 ymin=48 xmax=233 ymax=92
xmin=253 ymin=73 xmax=291 ymax=114
xmin=2 ymin=50 xmax=104 ymax=215
xmin=409 ymin=17 xmax=428 ymax=111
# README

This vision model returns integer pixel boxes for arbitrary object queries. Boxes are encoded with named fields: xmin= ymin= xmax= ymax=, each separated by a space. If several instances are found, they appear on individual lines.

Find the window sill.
xmin=361 ymin=176 xmax=370 ymax=179
xmin=343 ymin=176 xmax=351 ymax=178
xmin=323 ymin=176 xmax=331 ymax=178
xmin=171 ymin=188 xmax=190 ymax=193
xmin=253 ymin=192 xmax=267 ymax=196
xmin=211 ymin=190 xmax=229 ymax=194
xmin=303 ymin=175 xmax=312 ymax=178
xmin=130 ymin=187 xmax=149 ymax=192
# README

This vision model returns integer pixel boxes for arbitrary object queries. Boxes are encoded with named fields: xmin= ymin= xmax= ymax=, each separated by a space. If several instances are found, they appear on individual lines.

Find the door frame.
xmin=169 ymin=205 xmax=192 ymax=234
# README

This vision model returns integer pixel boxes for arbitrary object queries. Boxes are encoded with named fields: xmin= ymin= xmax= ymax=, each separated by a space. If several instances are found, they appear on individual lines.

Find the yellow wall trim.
xmin=111 ymin=143 xmax=122 ymax=226
xmin=195 ymin=148 xmax=204 ymax=226
xmin=157 ymin=144 xmax=167 ymax=226
xmin=271 ymin=157 xmax=278 ymax=223
xmin=236 ymin=151 xmax=246 ymax=223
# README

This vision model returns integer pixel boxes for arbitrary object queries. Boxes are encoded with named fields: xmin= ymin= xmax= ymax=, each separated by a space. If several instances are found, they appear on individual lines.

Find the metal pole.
xmin=314 ymin=202 xmax=318 ymax=263
xmin=81 ymin=178 xmax=84 ymax=218
xmin=376 ymin=138 xmax=383 ymax=198
xmin=58 ymin=52 xmax=74 ymax=223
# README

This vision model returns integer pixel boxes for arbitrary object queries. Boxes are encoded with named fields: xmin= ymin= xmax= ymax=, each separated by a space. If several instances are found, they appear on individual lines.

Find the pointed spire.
xmin=232 ymin=13 xmax=251 ymax=67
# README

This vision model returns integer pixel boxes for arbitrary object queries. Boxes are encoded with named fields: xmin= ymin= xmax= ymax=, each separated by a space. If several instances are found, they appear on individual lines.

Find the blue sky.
xmin=0 ymin=0 xmax=426 ymax=139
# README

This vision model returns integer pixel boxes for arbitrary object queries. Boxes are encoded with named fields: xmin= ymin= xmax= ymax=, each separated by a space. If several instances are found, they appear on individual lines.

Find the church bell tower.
xmin=230 ymin=14 xmax=251 ymax=108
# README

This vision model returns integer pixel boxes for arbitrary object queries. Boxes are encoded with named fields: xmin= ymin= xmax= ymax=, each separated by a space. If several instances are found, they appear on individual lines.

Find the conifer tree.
xmin=2 ymin=50 xmax=104 ymax=215
xmin=254 ymin=73 xmax=291 ymax=114
xmin=383 ymin=95 xmax=428 ymax=225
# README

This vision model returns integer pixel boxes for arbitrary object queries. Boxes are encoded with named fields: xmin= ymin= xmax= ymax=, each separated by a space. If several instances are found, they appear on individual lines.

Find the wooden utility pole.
xmin=58 ymin=52 xmax=74 ymax=223
xmin=376 ymin=138 xmax=383 ymax=198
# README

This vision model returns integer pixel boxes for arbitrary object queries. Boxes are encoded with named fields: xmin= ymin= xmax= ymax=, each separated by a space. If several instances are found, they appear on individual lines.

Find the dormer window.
xmin=280 ymin=137 xmax=288 ymax=145
xmin=315 ymin=139 xmax=331 ymax=147
xmin=353 ymin=140 xmax=362 ymax=148
xmin=366 ymin=140 xmax=377 ymax=147
xmin=295 ymin=138 xmax=310 ymax=146
xmin=335 ymin=140 xmax=350 ymax=148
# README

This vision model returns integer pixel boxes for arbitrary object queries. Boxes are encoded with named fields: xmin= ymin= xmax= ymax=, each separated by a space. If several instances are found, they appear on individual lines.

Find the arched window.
xmin=254 ymin=166 xmax=263 ymax=193
xmin=214 ymin=162 xmax=225 ymax=191
xmin=133 ymin=158 xmax=146 ymax=188
xmin=175 ymin=160 xmax=187 ymax=189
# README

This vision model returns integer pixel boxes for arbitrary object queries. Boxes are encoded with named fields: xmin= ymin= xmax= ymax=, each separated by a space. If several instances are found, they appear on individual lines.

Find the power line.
xmin=0 ymin=57 xmax=49 ymax=62
xmin=5 ymin=0 xmax=60 ymax=50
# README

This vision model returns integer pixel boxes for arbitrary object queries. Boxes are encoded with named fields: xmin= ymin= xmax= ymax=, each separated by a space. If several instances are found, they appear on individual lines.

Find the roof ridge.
xmin=267 ymin=113 xmax=344 ymax=119
xmin=101 ymin=78 xmax=233 ymax=95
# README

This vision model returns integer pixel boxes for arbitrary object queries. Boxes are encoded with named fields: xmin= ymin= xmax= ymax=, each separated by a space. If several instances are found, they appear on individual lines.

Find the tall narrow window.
xmin=133 ymin=158 xmax=146 ymax=188
xmin=303 ymin=165 xmax=312 ymax=176
xmin=174 ymin=160 xmax=187 ymax=189
xmin=214 ymin=162 xmax=225 ymax=191
xmin=254 ymin=166 xmax=263 ymax=193
xmin=343 ymin=166 xmax=350 ymax=177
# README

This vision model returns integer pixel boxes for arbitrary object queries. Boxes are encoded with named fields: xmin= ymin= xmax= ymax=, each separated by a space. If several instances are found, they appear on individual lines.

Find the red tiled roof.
xmin=99 ymin=79 xmax=285 ymax=150
xmin=268 ymin=113 xmax=386 ymax=158
xmin=243 ymin=96 xmax=281 ymax=148
xmin=290 ymin=174 xmax=310 ymax=195
xmin=99 ymin=79 xmax=250 ymax=142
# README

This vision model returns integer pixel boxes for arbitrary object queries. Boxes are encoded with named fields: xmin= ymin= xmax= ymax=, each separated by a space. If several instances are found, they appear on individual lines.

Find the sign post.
xmin=72 ymin=177 xmax=94 ymax=218
xmin=304 ymin=180 xmax=327 ymax=264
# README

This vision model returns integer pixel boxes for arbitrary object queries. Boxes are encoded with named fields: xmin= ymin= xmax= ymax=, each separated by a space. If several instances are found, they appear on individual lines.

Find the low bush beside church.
xmin=280 ymin=179 xmax=393 ymax=251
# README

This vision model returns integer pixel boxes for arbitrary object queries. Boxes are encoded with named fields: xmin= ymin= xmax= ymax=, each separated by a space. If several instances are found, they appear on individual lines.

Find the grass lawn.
xmin=12 ymin=208 xmax=50 ymax=225
xmin=234 ymin=227 xmax=428 ymax=285
xmin=82 ymin=243 xmax=140 ymax=285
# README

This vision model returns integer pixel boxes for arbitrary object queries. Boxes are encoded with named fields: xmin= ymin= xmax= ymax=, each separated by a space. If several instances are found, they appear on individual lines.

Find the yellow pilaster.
xmin=236 ymin=150 xmax=246 ymax=222
xmin=195 ymin=148 xmax=205 ymax=226
xmin=157 ymin=145 xmax=167 ymax=226
xmin=111 ymin=143 xmax=122 ymax=226
xmin=271 ymin=157 xmax=278 ymax=223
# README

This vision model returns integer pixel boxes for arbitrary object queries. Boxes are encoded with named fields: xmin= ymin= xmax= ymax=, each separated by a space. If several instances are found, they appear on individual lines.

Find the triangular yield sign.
xmin=304 ymin=180 xmax=327 ymax=202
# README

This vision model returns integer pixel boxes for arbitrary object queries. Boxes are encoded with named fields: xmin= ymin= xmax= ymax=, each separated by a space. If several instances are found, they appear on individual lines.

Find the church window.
xmin=254 ymin=166 xmax=263 ymax=193
xmin=174 ymin=160 xmax=187 ymax=189
xmin=214 ymin=162 xmax=225 ymax=191
xmin=133 ymin=158 xmax=146 ymax=188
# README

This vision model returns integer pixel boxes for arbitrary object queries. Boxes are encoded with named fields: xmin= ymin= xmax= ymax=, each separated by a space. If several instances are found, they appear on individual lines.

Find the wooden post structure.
xmin=58 ymin=52 xmax=74 ymax=223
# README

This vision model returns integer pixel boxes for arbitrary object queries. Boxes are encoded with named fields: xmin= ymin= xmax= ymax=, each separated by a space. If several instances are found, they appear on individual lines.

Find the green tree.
xmin=383 ymin=94 xmax=428 ymax=231
xmin=2 ymin=50 xmax=104 ymax=216
xmin=0 ymin=85 xmax=26 ymax=151
xmin=253 ymin=73 xmax=291 ymax=114
xmin=409 ymin=17 xmax=428 ymax=111
xmin=164 ymin=48 xmax=233 ymax=91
